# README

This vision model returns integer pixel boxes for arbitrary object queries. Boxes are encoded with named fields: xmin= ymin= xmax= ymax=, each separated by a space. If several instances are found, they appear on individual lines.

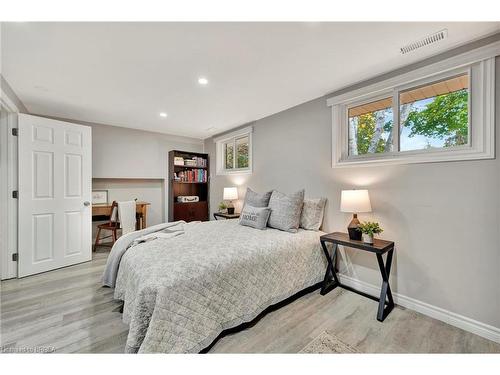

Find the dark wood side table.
xmin=213 ymin=212 xmax=240 ymax=220
xmin=320 ymin=232 xmax=395 ymax=322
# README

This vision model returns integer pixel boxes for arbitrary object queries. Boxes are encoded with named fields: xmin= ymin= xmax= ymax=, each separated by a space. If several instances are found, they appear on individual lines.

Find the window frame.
xmin=328 ymin=53 xmax=496 ymax=168
xmin=214 ymin=126 xmax=253 ymax=175
xmin=222 ymin=139 xmax=235 ymax=170
xmin=345 ymin=67 xmax=471 ymax=160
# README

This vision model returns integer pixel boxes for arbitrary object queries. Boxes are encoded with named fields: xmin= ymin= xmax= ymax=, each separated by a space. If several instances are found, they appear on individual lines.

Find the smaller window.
xmin=215 ymin=126 xmax=253 ymax=175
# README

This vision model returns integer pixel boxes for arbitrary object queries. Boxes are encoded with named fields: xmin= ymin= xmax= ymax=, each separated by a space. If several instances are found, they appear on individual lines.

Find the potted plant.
xmin=357 ymin=221 xmax=383 ymax=244
xmin=218 ymin=201 xmax=228 ymax=213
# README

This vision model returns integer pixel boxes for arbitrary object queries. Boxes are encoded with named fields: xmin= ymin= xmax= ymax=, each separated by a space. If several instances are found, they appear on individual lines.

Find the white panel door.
xmin=18 ymin=114 xmax=92 ymax=277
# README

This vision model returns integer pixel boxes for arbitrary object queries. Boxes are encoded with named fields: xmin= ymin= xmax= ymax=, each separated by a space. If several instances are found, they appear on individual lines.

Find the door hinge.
xmin=11 ymin=128 xmax=18 ymax=136
xmin=12 ymin=190 xmax=18 ymax=199
xmin=12 ymin=253 xmax=18 ymax=262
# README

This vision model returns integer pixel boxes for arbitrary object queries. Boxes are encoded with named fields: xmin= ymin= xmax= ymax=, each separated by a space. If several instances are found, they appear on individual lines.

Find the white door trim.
xmin=0 ymin=89 xmax=20 ymax=280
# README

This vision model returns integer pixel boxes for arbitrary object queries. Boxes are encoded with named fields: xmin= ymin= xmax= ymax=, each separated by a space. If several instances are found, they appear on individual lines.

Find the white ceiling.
xmin=2 ymin=22 xmax=499 ymax=139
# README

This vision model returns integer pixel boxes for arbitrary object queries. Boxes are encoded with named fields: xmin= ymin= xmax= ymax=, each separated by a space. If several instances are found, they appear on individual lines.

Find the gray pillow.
xmin=267 ymin=189 xmax=305 ymax=233
xmin=300 ymin=198 xmax=327 ymax=231
xmin=239 ymin=205 xmax=272 ymax=230
xmin=243 ymin=188 xmax=272 ymax=208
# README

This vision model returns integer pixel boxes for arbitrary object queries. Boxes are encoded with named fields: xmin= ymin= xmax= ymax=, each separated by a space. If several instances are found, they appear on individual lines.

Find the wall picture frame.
xmin=92 ymin=190 xmax=108 ymax=205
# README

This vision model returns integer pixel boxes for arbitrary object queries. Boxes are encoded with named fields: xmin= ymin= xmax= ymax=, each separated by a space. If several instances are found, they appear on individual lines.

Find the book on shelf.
xmin=174 ymin=168 xmax=207 ymax=183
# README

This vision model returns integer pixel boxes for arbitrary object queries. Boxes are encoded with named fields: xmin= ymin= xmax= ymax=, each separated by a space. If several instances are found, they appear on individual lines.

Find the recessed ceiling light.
xmin=198 ymin=77 xmax=209 ymax=85
xmin=159 ymin=112 xmax=168 ymax=118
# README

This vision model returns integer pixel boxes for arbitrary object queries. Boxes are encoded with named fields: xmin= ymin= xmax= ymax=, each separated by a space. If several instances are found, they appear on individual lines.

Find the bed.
xmin=111 ymin=219 xmax=326 ymax=353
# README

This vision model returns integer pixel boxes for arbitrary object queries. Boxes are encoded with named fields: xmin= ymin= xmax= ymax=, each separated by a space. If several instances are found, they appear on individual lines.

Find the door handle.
xmin=83 ymin=201 xmax=91 ymax=206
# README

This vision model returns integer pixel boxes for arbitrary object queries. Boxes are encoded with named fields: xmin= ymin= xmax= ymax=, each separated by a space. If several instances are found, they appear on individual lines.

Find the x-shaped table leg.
xmin=319 ymin=240 xmax=395 ymax=322
xmin=320 ymin=240 xmax=340 ymax=295
xmin=376 ymin=248 xmax=394 ymax=322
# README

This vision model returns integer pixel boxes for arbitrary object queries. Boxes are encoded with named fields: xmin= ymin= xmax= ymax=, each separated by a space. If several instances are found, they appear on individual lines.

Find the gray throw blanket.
xmin=102 ymin=221 xmax=186 ymax=287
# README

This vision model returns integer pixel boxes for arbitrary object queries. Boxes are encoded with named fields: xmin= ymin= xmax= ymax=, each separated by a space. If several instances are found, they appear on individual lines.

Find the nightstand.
xmin=213 ymin=212 xmax=240 ymax=220
xmin=320 ymin=232 xmax=395 ymax=322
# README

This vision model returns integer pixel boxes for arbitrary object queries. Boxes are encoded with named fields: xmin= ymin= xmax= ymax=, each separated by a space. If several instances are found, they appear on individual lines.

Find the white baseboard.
xmin=338 ymin=273 xmax=500 ymax=344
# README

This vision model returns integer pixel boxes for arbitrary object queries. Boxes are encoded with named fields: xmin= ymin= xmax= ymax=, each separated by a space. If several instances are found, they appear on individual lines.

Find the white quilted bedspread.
xmin=114 ymin=219 xmax=326 ymax=353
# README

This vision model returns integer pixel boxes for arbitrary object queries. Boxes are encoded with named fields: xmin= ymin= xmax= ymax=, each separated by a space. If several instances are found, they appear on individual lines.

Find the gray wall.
xmin=90 ymin=122 xmax=203 ymax=179
xmin=204 ymin=57 xmax=500 ymax=330
xmin=89 ymin=122 xmax=203 ymax=223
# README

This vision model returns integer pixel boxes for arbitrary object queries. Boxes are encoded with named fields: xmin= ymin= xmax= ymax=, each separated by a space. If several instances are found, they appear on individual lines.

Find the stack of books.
xmin=174 ymin=157 xmax=207 ymax=167
xmin=174 ymin=156 xmax=185 ymax=166
xmin=184 ymin=156 xmax=207 ymax=168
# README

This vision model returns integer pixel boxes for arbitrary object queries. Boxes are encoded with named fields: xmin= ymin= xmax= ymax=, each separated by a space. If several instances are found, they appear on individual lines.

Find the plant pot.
xmin=362 ymin=233 xmax=374 ymax=244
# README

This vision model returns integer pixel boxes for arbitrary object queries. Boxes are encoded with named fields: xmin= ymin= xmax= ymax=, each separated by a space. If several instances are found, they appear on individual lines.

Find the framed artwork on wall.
xmin=92 ymin=190 xmax=108 ymax=205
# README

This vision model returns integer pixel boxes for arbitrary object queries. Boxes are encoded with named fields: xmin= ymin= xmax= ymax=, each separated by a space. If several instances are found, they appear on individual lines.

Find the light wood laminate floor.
xmin=1 ymin=251 xmax=499 ymax=353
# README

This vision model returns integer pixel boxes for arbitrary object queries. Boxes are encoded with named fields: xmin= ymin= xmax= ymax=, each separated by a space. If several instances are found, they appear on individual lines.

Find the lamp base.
xmin=347 ymin=214 xmax=362 ymax=241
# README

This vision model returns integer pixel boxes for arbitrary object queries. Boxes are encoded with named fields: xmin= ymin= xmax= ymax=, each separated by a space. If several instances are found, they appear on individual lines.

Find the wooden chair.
xmin=93 ymin=201 xmax=120 ymax=252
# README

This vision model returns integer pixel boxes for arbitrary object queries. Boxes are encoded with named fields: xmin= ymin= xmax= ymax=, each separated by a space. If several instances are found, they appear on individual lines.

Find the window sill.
xmin=334 ymin=146 xmax=494 ymax=168
xmin=216 ymin=168 xmax=253 ymax=176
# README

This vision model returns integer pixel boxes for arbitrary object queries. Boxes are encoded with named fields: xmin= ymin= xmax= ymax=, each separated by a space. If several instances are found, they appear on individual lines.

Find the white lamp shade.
xmin=340 ymin=189 xmax=372 ymax=213
xmin=223 ymin=187 xmax=238 ymax=201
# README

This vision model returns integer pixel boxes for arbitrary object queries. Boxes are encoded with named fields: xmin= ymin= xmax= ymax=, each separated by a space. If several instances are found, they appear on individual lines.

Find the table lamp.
xmin=340 ymin=189 xmax=372 ymax=240
xmin=223 ymin=187 xmax=238 ymax=214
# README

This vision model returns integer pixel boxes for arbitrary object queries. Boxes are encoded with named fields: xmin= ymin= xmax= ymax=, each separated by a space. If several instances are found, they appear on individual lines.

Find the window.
xmin=348 ymin=96 xmax=394 ymax=156
xmin=399 ymin=74 xmax=469 ymax=152
xmin=328 ymin=54 xmax=495 ymax=167
xmin=235 ymin=135 xmax=249 ymax=168
xmin=215 ymin=126 xmax=253 ymax=175
xmin=224 ymin=141 xmax=234 ymax=169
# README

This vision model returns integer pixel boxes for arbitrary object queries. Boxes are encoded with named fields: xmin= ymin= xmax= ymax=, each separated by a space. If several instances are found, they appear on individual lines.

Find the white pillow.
xmin=239 ymin=205 xmax=272 ymax=230
xmin=300 ymin=198 xmax=327 ymax=231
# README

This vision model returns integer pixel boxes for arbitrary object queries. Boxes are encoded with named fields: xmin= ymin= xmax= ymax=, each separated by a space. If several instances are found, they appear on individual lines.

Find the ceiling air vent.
xmin=400 ymin=29 xmax=448 ymax=55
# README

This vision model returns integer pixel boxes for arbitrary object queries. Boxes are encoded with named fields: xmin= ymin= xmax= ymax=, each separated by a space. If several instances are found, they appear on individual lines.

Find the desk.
xmin=92 ymin=201 xmax=150 ymax=229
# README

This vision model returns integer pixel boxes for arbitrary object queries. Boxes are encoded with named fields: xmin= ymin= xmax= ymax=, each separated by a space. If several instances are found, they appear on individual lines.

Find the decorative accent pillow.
xmin=243 ymin=188 xmax=273 ymax=208
xmin=300 ymin=198 xmax=327 ymax=231
xmin=239 ymin=205 xmax=272 ymax=230
xmin=267 ymin=189 xmax=305 ymax=233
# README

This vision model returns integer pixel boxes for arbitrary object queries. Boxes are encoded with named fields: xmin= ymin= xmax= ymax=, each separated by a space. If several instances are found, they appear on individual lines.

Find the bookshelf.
xmin=168 ymin=150 xmax=209 ymax=222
